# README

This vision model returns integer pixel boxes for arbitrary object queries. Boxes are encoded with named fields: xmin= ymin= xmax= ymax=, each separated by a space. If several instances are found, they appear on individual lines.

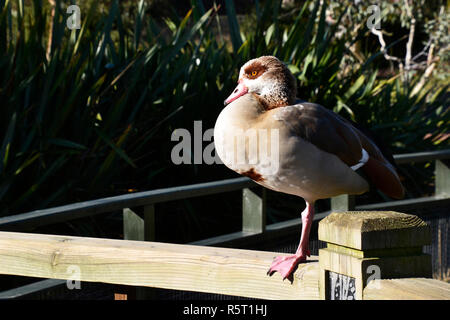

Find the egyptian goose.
xmin=214 ymin=56 xmax=404 ymax=281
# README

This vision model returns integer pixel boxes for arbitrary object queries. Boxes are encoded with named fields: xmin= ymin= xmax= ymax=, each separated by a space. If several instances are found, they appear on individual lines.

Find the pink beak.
xmin=224 ymin=81 xmax=248 ymax=106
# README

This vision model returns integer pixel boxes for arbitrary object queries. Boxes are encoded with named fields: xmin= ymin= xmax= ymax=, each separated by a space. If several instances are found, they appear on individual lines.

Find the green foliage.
xmin=0 ymin=0 xmax=448 ymax=220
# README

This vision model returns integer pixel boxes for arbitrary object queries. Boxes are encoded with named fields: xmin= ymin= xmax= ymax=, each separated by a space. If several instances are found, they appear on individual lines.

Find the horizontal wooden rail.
xmin=0 ymin=177 xmax=256 ymax=230
xmin=364 ymin=278 xmax=450 ymax=300
xmin=393 ymin=149 xmax=450 ymax=164
xmin=0 ymin=279 xmax=66 ymax=299
xmin=192 ymin=194 xmax=450 ymax=248
xmin=0 ymin=231 xmax=320 ymax=300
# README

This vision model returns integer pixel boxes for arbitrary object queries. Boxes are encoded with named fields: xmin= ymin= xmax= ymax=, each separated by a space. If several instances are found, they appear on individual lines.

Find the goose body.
xmin=214 ymin=94 xmax=371 ymax=203
xmin=214 ymin=56 xmax=404 ymax=280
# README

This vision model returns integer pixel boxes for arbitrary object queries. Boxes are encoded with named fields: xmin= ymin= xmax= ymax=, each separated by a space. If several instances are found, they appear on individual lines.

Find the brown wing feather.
xmin=277 ymin=102 xmax=405 ymax=199
xmin=330 ymin=112 xmax=404 ymax=198
xmin=353 ymin=128 xmax=405 ymax=199
xmin=282 ymin=102 xmax=362 ymax=166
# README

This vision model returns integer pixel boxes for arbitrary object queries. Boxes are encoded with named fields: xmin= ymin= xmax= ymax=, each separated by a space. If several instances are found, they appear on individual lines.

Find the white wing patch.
xmin=351 ymin=148 xmax=369 ymax=171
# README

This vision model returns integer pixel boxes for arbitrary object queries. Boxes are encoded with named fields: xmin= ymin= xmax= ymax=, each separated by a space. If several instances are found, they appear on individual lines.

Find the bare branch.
xmin=370 ymin=27 xmax=404 ymax=73
xmin=412 ymin=38 xmax=432 ymax=62
xmin=46 ymin=0 xmax=56 ymax=62
xmin=410 ymin=43 xmax=437 ymax=97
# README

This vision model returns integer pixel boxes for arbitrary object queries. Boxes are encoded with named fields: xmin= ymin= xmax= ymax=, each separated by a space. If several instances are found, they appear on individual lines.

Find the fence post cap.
xmin=318 ymin=211 xmax=431 ymax=250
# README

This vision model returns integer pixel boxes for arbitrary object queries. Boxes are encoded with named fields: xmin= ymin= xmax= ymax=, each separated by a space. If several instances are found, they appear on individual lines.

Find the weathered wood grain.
xmin=0 ymin=231 xmax=319 ymax=300
xmin=318 ymin=211 xmax=434 ymax=299
xmin=364 ymin=278 xmax=450 ymax=300
xmin=318 ymin=211 xmax=431 ymax=250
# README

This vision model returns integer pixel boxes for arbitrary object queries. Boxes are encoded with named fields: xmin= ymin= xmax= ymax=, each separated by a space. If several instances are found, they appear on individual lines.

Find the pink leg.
xmin=267 ymin=201 xmax=315 ymax=280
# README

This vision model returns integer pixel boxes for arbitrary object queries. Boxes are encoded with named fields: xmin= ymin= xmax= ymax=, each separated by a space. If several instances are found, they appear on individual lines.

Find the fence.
xmin=0 ymin=150 xmax=449 ymax=299
xmin=0 ymin=211 xmax=449 ymax=300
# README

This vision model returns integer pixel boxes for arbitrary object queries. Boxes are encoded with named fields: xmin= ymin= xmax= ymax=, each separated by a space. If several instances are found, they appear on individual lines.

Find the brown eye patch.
xmin=244 ymin=62 xmax=267 ymax=79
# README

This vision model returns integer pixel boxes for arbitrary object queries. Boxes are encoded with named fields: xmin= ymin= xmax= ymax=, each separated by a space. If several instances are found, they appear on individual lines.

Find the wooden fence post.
xmin=120 ymin=205 xmax=156 ymax=299
xmin=436 ymin=159 xmax=450 ymax=196
xmin=432 ymin=161 xmax=448 ymax=296
xmin=123 ymin=205 xmax=155 ymax=241
xmin=318 ymin=211 xmax=432 ymax=300
xmin=242 ymin=188 xmax=266 ymax=233
xmin=330 ymin=195 xmax=355 ymax=211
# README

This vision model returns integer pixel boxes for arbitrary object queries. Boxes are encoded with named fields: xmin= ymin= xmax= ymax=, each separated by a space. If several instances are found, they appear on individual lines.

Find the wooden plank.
xmin=0 ymin=177 xmax=256 ymax=231
xmin=393 ymin=150 xmax=450 ymax=164
xmin=0 ymin=279 xmax=66 ymax=300
xmin=355 ymin=195 xmax=450 ymax=212
xmin=0 ymin=232 xmax=319 ymax=300
xmin=364 ymin=278 xmax=450 ymax=300
xmin=318 ymin=211 xmax=431 ymax=250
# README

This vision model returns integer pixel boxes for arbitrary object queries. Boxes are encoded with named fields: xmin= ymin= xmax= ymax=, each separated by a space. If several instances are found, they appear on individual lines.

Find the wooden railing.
xmin=0 ymin=211 xmax=449 ymax=300
xmin=0 ymin=149 xmax=449 ymax=299
xmin=0 ymin=231 xmax=320 ymax=300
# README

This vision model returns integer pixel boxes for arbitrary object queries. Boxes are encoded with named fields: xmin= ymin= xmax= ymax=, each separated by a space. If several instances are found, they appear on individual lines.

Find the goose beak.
xmin=224 ymin=81 xmax=248 ymax=106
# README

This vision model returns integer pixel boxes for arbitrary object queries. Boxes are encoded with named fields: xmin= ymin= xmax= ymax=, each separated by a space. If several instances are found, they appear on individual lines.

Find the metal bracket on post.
xmin=242 ymin=187 xmax=266 ymax=234
xmin=331 ymin=194 xmax=355 ymax=212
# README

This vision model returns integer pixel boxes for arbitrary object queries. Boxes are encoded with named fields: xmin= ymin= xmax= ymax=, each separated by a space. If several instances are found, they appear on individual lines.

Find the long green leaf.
xmin=0 ymin=112 xmax=16 ymax=174
xmin=94 ymin=126 xmax=136 ymax=169
xmin=225 ymin=0 xmax=242 ymax=52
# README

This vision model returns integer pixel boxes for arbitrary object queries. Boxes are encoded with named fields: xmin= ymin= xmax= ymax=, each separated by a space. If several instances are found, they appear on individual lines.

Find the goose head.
xmin=224 ymin=56 xmax=297 ymax=109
